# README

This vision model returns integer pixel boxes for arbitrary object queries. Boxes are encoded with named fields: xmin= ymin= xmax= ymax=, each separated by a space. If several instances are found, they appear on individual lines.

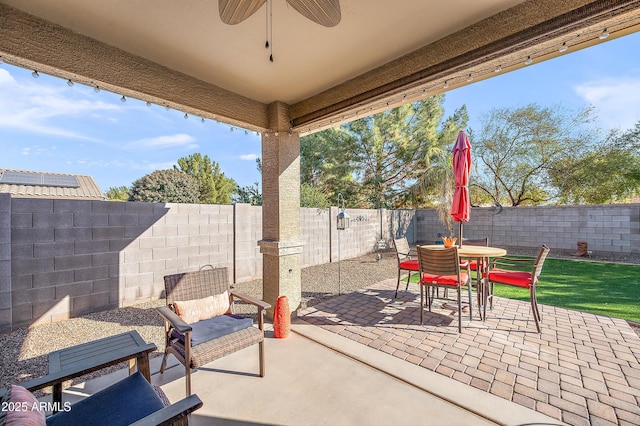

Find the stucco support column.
xmin=258 ymin=101 xmax=303 ymax=317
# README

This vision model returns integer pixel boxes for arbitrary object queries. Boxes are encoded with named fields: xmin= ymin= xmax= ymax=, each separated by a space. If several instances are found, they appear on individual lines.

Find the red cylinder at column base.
xmin=273 ymin=295 xmax=291 ymax=338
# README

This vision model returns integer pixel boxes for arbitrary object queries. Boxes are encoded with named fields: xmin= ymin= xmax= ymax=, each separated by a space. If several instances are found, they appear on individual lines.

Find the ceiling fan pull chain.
xmin=265 ymin=0 xmax=270 ymax=49
xmin=268 ymin=0 xmax=274 ymax=62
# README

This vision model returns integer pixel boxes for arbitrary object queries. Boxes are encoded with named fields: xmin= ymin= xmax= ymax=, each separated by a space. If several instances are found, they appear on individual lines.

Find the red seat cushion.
xmin=399 ymin=259 xmax=419 ymax=271
xmin=488 ymin=269 xmax=532 ymax=288
xmin=420 ymin=272 xmax=469 ymax=286
xmin=467 ymin=260 xmax=485 ymax=270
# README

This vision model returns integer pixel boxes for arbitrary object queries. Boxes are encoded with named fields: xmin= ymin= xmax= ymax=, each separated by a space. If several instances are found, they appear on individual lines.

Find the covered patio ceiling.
xmin=1 ymin=0 xmax=640 ymax=135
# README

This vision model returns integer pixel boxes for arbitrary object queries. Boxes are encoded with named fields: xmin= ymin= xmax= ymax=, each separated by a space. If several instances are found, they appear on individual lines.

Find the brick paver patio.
xmin=299 ymin=278 xmax=640 ymax=426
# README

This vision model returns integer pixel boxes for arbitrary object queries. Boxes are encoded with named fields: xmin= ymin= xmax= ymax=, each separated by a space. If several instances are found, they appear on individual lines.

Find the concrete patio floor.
xmin=155 ymin=328 xmax=551 ymax=425
xmin=55 ymin=322 xmax=562 ymax=426
xmin=39 ymin=276 xmax=639 ymax=425
xmin=298 ymin=278 xmax=640 ymax=426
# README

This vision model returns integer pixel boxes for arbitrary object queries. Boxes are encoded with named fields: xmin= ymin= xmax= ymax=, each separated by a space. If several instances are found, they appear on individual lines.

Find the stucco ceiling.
xmin=1 ymin=0 xmax=640 ymax=132
xmin=0 ymin=0 xmax=523 ymax=104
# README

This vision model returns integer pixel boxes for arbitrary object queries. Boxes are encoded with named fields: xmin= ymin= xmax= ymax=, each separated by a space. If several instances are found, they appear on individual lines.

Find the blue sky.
xmin=443 ymin=32 xmax=640 ymax=132
xmin=1 ymin=31 xmax=639 ymax=193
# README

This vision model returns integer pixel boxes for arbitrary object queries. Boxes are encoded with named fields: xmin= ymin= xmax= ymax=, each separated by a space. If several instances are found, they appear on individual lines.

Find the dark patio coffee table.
xmin=46 ymin=330 xmax=156 ymax=411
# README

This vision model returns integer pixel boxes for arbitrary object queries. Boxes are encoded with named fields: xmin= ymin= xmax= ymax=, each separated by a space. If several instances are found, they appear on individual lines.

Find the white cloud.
xmin=19 ymin=145 xmax=55 ymax=157
xmin=0 ymin=69 xmax=17 ymax=85
xmin=574 ymin=76 xmax=640 ymax=130
xmin=239 ymin=153 xmax=258 ymax=161
xmin=130 ymin=133 xmax=197 ymax=149
xmin=0 ymin=69 xmax=120 ymax=140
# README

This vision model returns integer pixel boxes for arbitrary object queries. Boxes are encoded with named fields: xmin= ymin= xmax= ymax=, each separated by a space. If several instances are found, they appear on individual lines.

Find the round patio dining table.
xmin=419 ymin=245 xmax=507 ymax=320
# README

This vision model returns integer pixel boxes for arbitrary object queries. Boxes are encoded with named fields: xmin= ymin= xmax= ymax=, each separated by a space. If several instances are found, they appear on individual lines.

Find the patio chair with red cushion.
xmin=487 ymin=245 xmax=550 ymax=333
xmin=392 ymin=237 xmax=419 ymax=298
xmin=461 ymin=237 xmax=489 ymax=308
xmin=417 ymin=245 xmax=472 ymax=333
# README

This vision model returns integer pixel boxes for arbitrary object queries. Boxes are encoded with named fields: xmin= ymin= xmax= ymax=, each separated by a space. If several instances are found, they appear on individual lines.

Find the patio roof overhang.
xmin=2 ymin=0 xmax=640 ymax=317
xmin=1 ymin=0 xmax=640 ymax=135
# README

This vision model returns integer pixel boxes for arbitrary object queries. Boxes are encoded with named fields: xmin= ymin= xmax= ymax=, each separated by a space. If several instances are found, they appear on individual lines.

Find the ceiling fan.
xmin=219 ymin=0 xmax=341 ymax=28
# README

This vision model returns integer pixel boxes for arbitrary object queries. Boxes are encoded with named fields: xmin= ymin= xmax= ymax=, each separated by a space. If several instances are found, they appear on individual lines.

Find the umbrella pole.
xmin=459 ymin=222 xmax=463 ymax=247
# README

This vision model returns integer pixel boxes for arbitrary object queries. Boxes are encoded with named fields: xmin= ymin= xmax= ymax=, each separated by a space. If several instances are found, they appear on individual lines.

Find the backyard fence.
xmin=0 ymin=193 xmax=637 ymax=330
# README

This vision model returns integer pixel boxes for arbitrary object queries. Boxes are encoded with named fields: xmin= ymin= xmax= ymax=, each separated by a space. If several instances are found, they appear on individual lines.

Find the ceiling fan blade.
xmin=286 ymin=0 xmax=341 ymax=27
xmin=219 ymin=0 xmax=266 ymax=25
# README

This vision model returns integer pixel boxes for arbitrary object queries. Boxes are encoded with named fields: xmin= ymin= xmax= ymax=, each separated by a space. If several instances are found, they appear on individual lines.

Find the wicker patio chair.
xmin=392 ymin=237 xmax=419 ymax=298
xmin=487 ymin=245 xmax=550 ymax=333
xmin=157 ymin=266 xmax=270 ymax=396
xmin=417 ymin=245 xmax=472 ymax=333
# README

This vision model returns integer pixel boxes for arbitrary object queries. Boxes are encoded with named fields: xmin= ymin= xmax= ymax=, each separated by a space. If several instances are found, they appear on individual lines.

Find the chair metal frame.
xmin=417 ymin=245 xmax=472 ymax=333
xmin=461 ymin=237 xmax=489 ymax=310
xmin=487 ymin=245 xmax=550 ymax=333
xmin=392 ymin=237 xmax=419 ymax=298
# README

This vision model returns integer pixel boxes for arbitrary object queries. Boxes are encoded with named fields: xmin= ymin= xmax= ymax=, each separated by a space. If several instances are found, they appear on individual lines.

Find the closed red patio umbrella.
xmin=450 ymin=131 xmax=471 ymax=246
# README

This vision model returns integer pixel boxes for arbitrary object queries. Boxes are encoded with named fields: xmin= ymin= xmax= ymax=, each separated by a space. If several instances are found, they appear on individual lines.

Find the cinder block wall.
xmin=2 ymin=198 xmax=384 ymax=330
xmin=416 ymin=204 xmax=640 ymax=254
xmin=4 ymin=199 xmax=259 ymax=329
xmin=386 ymin=209 xmax=417 ymax=243
xmin=2 ymin=197 xmax=637 ymax=330
xmin=233 ymin=203 xmax=262 ymax=283
xmin=329 ymin=207 xmax=382 ymax=262
xmin=300 ymin=207 xmax=330 ymax=268
xmin=0 ymin=194 xmax=11 ymax=331
xmin=117 ymin=202 xmax=244 ymax=306
xmin=415 ymin=208 xmax=445 ymax=243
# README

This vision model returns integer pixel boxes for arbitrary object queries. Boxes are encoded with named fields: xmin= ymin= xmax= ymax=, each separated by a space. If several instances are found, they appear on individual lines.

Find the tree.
xmin=300 ymin=95 xmax=468 ymax=209
xmin=233 ymin=158 xmax=262 ymax=205
xmin=549 ymin=122 xmax=640 ymax=204
xmin=129 ymin=169 xmax=200 ymax=203
xmin=105 ymin=186 xmax=129 ymax=201
xmin=232 ymin=158 xmax=329 ymax=207
xmin=301 ymin=127 xmax=358 ymax=206
xmin=300 ymin=183 xmax=330 ymax=208
xmin=234 ymin=182 xmax=262 ymax=205
xmin=174 ymin=153 xmax=236 ymax=204
xmin=409 ymin=103 xmax=469 ymax=212
xmin=471 ymin=104 xmax=598 ymax=206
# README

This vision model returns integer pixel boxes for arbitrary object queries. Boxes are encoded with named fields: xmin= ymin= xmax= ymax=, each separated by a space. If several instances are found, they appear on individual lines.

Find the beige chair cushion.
xmin=173 ymin=292 xmax=230 ymax=323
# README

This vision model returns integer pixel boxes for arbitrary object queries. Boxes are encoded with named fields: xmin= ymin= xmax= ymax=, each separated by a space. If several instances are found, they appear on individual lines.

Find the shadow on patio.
xmin=63 ymin=324 xmax=559 ymax=426
xmin=298 ymin=278 xmax=640 ymax=425
xmin=18 ymin=252 xmax=639 ymax=425
xmin=45 ymin=307 xmax=568 ymax=425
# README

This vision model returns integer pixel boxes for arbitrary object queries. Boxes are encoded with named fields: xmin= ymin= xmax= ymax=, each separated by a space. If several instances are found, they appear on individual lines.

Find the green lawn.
xmin=497 ymin=258 xmax=640 ymax=323
xmin=411 ymin=258 xmax=640 ymax=322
